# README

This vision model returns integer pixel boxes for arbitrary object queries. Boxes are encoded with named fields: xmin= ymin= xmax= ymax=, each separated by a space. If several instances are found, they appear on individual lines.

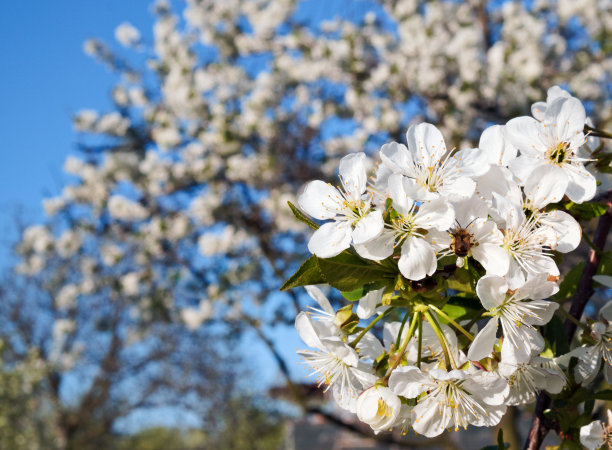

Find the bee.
xmin=450 ymin=221 xmax=476 ymax=257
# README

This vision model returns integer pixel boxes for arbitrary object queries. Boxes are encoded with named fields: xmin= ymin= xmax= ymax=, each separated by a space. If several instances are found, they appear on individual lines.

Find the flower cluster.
xmin=291 ymin=86 xmax=607 ymax=438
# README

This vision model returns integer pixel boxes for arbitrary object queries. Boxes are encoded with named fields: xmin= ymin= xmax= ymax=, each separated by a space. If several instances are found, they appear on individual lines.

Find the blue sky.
xmin=0 ymin=1 xmax=310 ymax=429
xmin=0 ymin=1 xmax=153 ymax=253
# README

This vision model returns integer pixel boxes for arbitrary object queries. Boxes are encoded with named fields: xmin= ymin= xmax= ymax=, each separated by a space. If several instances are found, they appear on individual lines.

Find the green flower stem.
xmin=556 ymin=306 xmax=591 ymax=334
xmin=349 ymin=307 xmax=395 ymax=348
xmin=395 ymin=310 xmax=411 ymax=349
xmin=428 ymin=304 xmax=474 ymax=342
xmin=424 ymin=309 xmax=456 ymax=371
xmin=383 ymin=311 xmax=419 ymax=383
xmin=416 ymin=313 xmax=422 ymax=369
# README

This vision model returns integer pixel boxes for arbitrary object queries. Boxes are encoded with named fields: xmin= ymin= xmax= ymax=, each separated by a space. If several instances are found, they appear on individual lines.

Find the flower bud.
xmin=334 ymin=305 xmax=360 ymax=334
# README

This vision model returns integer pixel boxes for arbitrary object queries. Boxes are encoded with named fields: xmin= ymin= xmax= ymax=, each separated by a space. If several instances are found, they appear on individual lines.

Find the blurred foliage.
xmin=0 ymin=341 xmax=57 ymax=450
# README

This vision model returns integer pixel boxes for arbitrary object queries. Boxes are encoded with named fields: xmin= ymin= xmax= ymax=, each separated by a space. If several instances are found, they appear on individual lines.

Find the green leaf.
xmin=287 ymin=201 xmax=319 ymax=230
xmin=595 ymin=152 xmax=612 ymax=169
xmin=479 ymin=429 xmax=508 ymax=450
xmin=497 ymin=429 xmax=506 ymax=450
xmin=317 ymin=252 xmax=395 ymax=292
xmin=441 ymin=302 xmax=480 ymax=322
xmin=556 ymin=262 xmax=585 ymax=300
xmin=341 ymin=287 xmax=364 ymax=302
xmin=447 ymin=267 xmax=476 ymax=293
xmin=340 ymin=281 xmax=390 ymax=302
xmin=567 ymin=201 xmax=609 ymax=220
xmin=592 ymin=389 xmax=612 ymax=400
xmin=545 ymin=315 xmax=570 ymax=355
xmin=282 ymin=251 xmax=397 ymax=293
xmin=280 ymin=256 xmax=324 ymax=291
xmin=596 ymin=252 xmax=612 ymax=276
xmin=568 ymin=388 xmax=612 ymax=406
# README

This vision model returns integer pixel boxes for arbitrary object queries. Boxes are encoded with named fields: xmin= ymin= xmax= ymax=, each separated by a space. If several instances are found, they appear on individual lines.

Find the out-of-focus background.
xmin=0 ymin=0 xmax=611 ymax=448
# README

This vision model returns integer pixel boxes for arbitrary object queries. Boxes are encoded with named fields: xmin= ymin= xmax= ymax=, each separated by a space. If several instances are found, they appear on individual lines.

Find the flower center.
xmin=547 ymin=142 xmax=570 ymax=165
xmin=376 ymin=397 xmax=394 ymax=419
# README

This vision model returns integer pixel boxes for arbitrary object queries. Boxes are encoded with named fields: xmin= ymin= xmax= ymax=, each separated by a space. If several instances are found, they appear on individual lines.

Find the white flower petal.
xmin=575 ymin=345 xmax=602 ymax=383
xmin=295 ymin=312 xmax=324 ymax=350
xmin=479 ymin=124 xmax=517 ymax=166
xmin=357 ymin=288 xmax=383 ymax=320
xmin=471 ymin=372 xmax=509 ymax=406
xmin=352 ymin=209 xmax=384 ymax=245
xmin=543 ymin=369 xmax=565 ymax=394
xmin=476 ymin=275 xmax=508 ymax=310
xmin=339 ymin=152 xmax=367 ymax=202
xmin=601 ymin=302 xmax=612 ymax=323
xmin=321 ymin=337 xmax=359 ymax=367
xmin=475 ymin=165 xmax=522 ymax=205
xmin=398 ymin=237 xmax=437 ymax=280
xmin=522 ymin=300 xmax=559 ymax=326
xmin=492 ymin=192 xmax=525 ymax=231
xmin=298 ymin=180 xmax=344 ymax=220
xmin=564 ymin=163 xmax=597 ymax=203
xmin=531 ymin=101 xmax=548 ymax=121
xmin=308 ymin=221 xmax=352 ymax=258
xmin=524 ymin=164 xmax=568 ymax=209
xmin=453 ymin=197 xmax=489 ymax=225
xmin=453 ymin=148 xmax=490 ymax=177
xmin=355 ymin=331 xmax=385 ymax=360
xmin=406 ymin=123 xmax=447 ymax=167
xmin=388 ymin=366 xmax=431 ymax=398
xmin=380 ymin=141 xmax=413 ymax=176
xmin=505 ymin=116 xmax=548 ymax=157
xmin=505 ymin=259 xmax=526 ymax=290
xmin=540 ymin=210 xmax=581 ymax=253
xmin=472 ymin=243 xmax=509 ymax=276
xmin=411 ymin=397 xmax=449 ymax=437
xmin=413 ymin=197 xmax=455 ymax=231
xmin=580 ymin=420 xmax=607 ymax=450
xmin=304 ymin=285 xmax=335 ymax=316
xmin=354 ymin=231 xmax=395 ymax=261
xmin=508 ymin=156 xmax=544 ymax=185
xmin=514 ymin=274 xmax=560 ymax=301
xmin=388 ymin=173 xmax=416 ymax=215
xmin=440 ymin=176 xmax=476 ymax=201
xmin=467 ymin=318 xmax=499 ymax=361
xmin=544 ymin=97 xmax=585 ymax=142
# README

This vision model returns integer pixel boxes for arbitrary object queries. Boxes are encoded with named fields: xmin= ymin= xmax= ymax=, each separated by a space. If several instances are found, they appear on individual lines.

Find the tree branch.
xmin=524 ymin=204 xmax=612 ymax=450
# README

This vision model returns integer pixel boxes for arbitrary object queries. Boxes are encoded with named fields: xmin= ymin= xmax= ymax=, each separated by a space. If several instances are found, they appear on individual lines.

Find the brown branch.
xmin=477 ymin=0 xmax=491 ymax=50
xmin=524 ymin=205 xmax=612 ymax=450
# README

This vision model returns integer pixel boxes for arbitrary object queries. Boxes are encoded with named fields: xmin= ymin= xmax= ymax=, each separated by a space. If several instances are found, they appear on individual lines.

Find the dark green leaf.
xmin=447 ymin=267 xmax=476 ymax=293
xmin=318 ymin=252 xmax=396 ymax=292
xmin=596 ymin=252 xmax=612 ymax=276
xmin=280 ymin=256 xmax=324 ymax=291
xmin=545 ymin=315 xmax=570 ymax=355
xmin=287 ymin=201 xmax=319 ymax=230
xmin=479 ymin=429 xmax=508 ymax=450
xmin=595 ymin=152 xmax=612 ymax=169
xmin=592 ymin=389 xmax=612 ymax=400
xmin=556 ymin=262 xmax=585 ymax=300
xmin=497 ymin=429 xmax=506 ymax=450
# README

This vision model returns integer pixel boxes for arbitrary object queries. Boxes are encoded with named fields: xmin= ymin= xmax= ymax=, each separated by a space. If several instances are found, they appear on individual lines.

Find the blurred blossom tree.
xmin=0 ymin=340 xmax=54 ymax=449
xmin=10 ymin=0 xmax=612 ymax=447
xmin=0 ymin=265 xmax=239 ymax=449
